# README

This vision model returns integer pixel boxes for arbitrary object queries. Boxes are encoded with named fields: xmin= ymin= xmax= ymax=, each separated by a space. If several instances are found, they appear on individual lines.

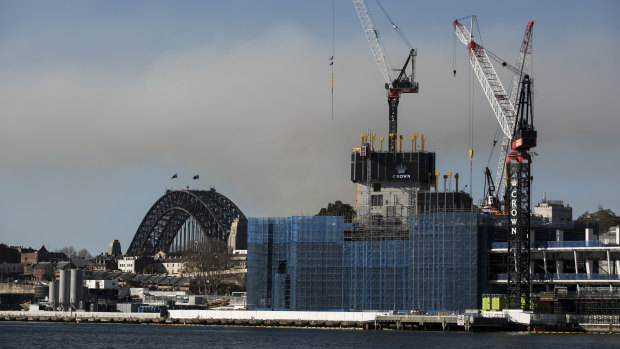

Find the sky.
xmin=0 ymin=0 xmax=618 ymax=255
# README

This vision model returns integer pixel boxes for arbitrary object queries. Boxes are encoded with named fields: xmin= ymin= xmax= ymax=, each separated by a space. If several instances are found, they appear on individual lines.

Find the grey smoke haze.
xmin=0 ymin=2 xmax=618 ymax=254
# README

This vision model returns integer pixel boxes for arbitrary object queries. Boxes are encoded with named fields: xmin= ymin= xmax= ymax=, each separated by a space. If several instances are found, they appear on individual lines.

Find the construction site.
xmin=246 ymin=0 xmax=620 ymax=329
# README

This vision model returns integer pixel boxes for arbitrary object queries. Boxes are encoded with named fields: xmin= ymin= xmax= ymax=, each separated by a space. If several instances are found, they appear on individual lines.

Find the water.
xmin=1 ymin=321 xmax=618 ymax=348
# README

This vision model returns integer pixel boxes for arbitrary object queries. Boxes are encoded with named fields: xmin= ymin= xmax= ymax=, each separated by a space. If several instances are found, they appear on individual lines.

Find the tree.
xmin=183 ymin=238 xmax=232 ymax=295
xmin=55 ymin=246 xmax=92 ymax=259
xmin=316 ymin=200 xmax=356 ymax=222
xmin=76 ymin=248 xmax=92 ymax=259
xmin=576 ymin=208 xmax=619 ymax=234
xmin=143 ymin=263 xmax=162 ymax=274
xmin=55 ymin=246 xmax=76 ymax=258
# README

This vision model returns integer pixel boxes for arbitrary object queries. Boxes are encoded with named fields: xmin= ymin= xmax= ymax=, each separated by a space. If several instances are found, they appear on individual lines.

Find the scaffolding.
xmin=343 ymin=239 xmax=410 ymax=311
xmin=409 ymin=212 xmax=480 ymax=313
xmin=247 ymin=212 xmax=482 ymax=313
xmin=247 ymin=216 xmax=344 ymax=310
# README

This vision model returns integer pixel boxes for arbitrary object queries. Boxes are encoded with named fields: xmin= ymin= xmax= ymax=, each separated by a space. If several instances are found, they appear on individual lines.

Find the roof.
xmin=160 ymin=277 xmax=181 ymax=285
xmin=71 ymin=259 xmax=91 ymax=268
xmin=33 ymin=262 xmax=53 ymax=269
xmin=107 ymin=271 xmax=121 ymax=279
xmin=56 ymin=261 xmax=75 ymax=269
xmin=148 ymin=275 xmax=166 ymax=283
xmin=91 ymin=270 xmax=105 ymax=278
xmin=131 ymin=274 xmax=150 ymax=282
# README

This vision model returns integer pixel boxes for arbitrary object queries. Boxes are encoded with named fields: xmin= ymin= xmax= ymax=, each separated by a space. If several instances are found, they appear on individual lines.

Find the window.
xmin=373 ymin=183 xmax=381 ymax=192
xmin=371 ymin=195 xmax=383 ymax=207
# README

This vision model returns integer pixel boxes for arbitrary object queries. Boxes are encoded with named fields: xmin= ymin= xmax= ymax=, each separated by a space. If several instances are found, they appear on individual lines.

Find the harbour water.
xmin=1 ymin=321 xmax=618 ymax=348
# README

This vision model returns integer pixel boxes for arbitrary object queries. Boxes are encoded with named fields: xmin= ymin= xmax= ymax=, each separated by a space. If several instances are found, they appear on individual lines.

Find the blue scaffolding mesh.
xmin=247 ymin=213 xmax=481 ymax=313
xmin=247 ymin=216 xmax=344 ymax=310
xmin=343 ymin=240 xmax=410 ymax=311
xmin=409 ymin=212 xmax=480 ymax=313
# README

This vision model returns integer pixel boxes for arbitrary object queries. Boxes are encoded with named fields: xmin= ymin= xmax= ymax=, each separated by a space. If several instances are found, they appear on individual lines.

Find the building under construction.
xmin=246 ymin=133 xmax=620 ymax=315
xmin=247 ymin=135 xmax=490 ymax=313
xmin=247 ymin=3 xmax=620 ymax=317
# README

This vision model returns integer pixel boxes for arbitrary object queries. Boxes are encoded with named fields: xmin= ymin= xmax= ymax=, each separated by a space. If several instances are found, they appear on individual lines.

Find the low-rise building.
xmin=90 ymin=254 xmax=118 ymax=271
xmin=533 ymin=194 xmax=573 ymax=225
xmin=0 ymin=262 xmax=23 ymax=280
xmin=32 ymin=262 xmax=55 ymax=282
xmin=118 ymin=256 xmax=153 ymax=273
xmin=0 ymin=244 xmax=21 ymax=264
xmin=161 ymin=256 xmax=187 ymax=276
xmin=231 ymin=250 xmax=247 ymax=270
xmin=21 ymin=245 xmax=69 ymax=265
xmin=85 ymin=279 xmax=119 ymax=290
xmin=118 ymin=256 xmax=139 ymax=273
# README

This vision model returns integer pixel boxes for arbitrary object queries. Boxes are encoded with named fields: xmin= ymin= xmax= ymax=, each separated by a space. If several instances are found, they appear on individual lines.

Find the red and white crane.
xmin=454 ymin=16 xmax=533 ymax=204
xmin=454 ymin=16 xmax=537 ymax=310
xmin=354 ymin=0 xmax=418 ymax=153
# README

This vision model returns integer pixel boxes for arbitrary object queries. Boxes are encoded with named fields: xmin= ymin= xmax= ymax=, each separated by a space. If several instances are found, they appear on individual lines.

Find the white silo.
xmin=58 ymin=269 xmax=70 ymax=310
xmin=69 ymin=269 xmax=84 ymax=310
xmin=48 ymin=281 xmax=59 ymax=310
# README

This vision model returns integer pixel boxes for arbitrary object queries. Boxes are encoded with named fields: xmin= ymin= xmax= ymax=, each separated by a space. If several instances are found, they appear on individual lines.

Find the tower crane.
xmin=454 ymin=16 xmax=537 ymax=309
xmin=354 ymin=0 xmax=418 ymax=152
xmin=506 ymin=73 xmax=536 ymax=310
xmin=454 ymin=17 xmax=533 ymax=207
xmin=481 ymin=167 xmax=500 ymax=213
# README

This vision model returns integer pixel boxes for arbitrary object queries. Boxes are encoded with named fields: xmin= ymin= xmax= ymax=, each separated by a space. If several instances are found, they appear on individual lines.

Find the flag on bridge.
xmin=171 ymin=173 xmax=177 ymax=179
xmin=193 ymin=174 xmax=199 ymax=180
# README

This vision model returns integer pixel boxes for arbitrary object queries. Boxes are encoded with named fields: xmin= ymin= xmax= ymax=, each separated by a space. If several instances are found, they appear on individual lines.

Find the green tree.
xmin=576 ymin=208 xmax=619 ymax=234
xmin=316 ymin=200 xmax=356 ymax=222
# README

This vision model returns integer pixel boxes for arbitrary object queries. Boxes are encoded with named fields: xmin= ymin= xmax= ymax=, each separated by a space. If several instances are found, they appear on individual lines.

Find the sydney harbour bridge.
xmin=126 ymin=188 xmax=247 ymax=256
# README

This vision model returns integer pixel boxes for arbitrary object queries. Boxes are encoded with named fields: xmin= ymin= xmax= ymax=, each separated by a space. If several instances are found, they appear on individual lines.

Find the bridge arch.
xmin=126 ymin=189 xmax=247 ymax=256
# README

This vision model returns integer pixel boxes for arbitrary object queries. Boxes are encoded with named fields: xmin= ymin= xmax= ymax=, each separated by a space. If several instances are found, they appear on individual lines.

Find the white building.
xmin=533 ymin=194 xmax=572 ymax=224
xmin=85 ymin=279 xmax=118 ymax=290
xmin=118 ymin=256 xmax=139 ymax=273
xmin=161 ymin=257 xmax=186 ymax=276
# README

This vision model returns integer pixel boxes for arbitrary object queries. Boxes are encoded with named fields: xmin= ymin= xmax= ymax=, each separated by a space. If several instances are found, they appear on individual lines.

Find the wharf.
xmin=0 ymin=310 xmax=161 ymax=324
xmin=0 ymin=310 xmax=383 ymax=328
xmin=3 ymin=310 xmax=618 ymax=332
xmin=374 ymin=314 xmax=516 ymax=332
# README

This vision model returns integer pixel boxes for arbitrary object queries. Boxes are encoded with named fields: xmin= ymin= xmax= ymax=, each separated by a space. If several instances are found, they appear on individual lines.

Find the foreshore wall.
xmin=3 ymin=309 xmax=619 ymax=333
xmin=168 ymin=310 xmax=386 ymax=322
xmin=0 ymin=309 xmax=386 ymax=328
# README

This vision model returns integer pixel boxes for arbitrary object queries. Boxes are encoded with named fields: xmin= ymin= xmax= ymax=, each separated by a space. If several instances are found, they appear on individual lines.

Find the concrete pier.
xmin=2 ymin=309 xmax=618 ymax=333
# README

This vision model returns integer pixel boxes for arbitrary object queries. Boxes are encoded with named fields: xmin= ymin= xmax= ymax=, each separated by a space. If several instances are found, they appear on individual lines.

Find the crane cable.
xmin=375 ymin=0 xmax=413 ymax=50
xmin=468 ymin=55 xmax=474 ymax=198
xmin=486 ymin=126 xmax=501 ymax=168
xmin=452 ymin=34 xmax=456 ymax=77
xmin=330 ymin=0 xmax=335 ymax=120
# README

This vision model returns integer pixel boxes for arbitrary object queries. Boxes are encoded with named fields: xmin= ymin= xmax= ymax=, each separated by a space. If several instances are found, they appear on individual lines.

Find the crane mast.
xmin=354 ymin=0 xmax=418 ymax=152
xmin=506 ymin=74 xmax=536 ymax=309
